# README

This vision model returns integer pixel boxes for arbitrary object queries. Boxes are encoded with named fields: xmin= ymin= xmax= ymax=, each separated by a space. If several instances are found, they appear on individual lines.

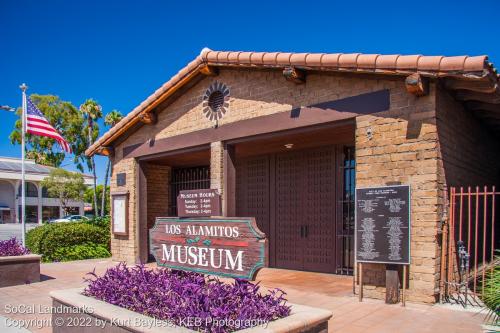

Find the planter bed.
xmin=51 ymin=288 xmax=332 ymax=333
xmin=0 ymin=254 xmax=41 ymax=287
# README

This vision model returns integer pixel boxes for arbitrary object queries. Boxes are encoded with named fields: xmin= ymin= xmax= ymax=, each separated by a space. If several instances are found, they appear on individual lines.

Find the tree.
xmin=80 ymin=99 xmax=102 ymax=217
xmin=84 ymin=185 xmax=110 ymax=216
xmin=9 ymin=94 xmax=84 ymax=167
xmin=101 ymin=110 xmax=123 ymax=216
xmin=41 ymin=169 xmax=87 ymax=215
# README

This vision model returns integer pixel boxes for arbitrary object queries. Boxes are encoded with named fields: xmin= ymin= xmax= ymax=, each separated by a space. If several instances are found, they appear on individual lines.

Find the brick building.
xmin=86 ymin=49 xmax=500 ymax=303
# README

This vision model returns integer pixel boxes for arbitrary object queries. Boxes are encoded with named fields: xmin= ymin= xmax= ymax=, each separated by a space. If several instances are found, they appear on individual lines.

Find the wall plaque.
xmin=177 ymin=189 xmax=221 ymax=217
xmin=149 ymin=217 xmax=267 ymax=280
xmin=355 ymin=185 xmax=410 ymax=264
xmin=116 ymin=173 xmax=126 ymax=186
xmin=111 ymin=192 xmax=128 ymax=236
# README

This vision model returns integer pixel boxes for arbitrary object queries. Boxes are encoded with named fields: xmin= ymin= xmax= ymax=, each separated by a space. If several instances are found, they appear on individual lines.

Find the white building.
xmin=0 ymin=156 xmax=94 ymax=224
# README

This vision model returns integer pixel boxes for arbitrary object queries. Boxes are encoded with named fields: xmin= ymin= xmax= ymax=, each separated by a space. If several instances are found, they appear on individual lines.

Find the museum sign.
xmin=150 ymin=217 xmax=267 ymax=280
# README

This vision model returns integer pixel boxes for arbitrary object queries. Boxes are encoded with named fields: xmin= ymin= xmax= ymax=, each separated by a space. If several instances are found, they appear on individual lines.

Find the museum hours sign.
xmin=177 ymin=189 xmax=221 ymax=217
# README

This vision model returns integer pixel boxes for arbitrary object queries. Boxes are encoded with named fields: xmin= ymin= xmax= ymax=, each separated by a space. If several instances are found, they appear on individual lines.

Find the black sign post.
xmin=355 ymin=185 xmax=410 ymax=305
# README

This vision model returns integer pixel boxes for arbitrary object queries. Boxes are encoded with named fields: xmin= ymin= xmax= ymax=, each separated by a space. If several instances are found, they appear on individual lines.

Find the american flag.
xmin=26 ymin=98 xmax=71 ymax=153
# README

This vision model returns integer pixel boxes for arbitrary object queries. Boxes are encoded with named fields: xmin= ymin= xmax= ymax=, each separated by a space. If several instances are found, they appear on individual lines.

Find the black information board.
xmin=355 ymin=185 xmax=410 ymax=264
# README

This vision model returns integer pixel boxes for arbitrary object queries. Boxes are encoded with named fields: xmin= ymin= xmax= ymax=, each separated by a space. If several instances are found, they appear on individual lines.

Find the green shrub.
xmin=480 ymin=257 xmax=500 ymax=325
xmin=26 ymin=224 xmax=53 ymax=254
xmin=26 ymin=222 xmax=110 ymax=262
xmin=51 ymin=243 xmax=110 ymax=262
xmin=85 ymin=216 xmax=110 ymax=229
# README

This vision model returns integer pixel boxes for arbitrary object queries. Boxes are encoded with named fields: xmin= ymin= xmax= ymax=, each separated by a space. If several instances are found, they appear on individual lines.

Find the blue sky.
xmin=1 ymin=0 xmax=499 ymax=184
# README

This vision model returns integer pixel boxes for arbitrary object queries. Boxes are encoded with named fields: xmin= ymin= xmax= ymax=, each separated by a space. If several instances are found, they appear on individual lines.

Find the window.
xmin=42 ymin=206 xmax=59 ymax=221
xmin=42 ymin=187 xmax=58 ymax=198
xmin=65 ymin=207 xmax=79 ymax=215
xmin=18 ymin=182 xmax=38 ymax=197
xmin=18 ymin=205 xmax=38 ymax=223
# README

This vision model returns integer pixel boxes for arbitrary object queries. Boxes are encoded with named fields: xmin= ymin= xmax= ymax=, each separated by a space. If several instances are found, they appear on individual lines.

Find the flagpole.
xmin=20 ymin=83 xmax=28 ymax=247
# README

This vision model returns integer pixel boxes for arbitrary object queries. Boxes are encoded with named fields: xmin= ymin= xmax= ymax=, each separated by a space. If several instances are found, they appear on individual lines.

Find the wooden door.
xmin=235 ymin=156 xmax=270 ymax=237
xmin=274 ymin=151 xmax=306 ymax=270
xmin=235 ymin=146 xmax=338 ymax=273
xmin=302 ymin=146 xmax=336 ymax=273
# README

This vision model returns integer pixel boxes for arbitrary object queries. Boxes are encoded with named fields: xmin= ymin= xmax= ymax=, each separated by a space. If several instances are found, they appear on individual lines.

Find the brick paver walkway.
xmin=0 ymin=259 xmax=487 ymax=332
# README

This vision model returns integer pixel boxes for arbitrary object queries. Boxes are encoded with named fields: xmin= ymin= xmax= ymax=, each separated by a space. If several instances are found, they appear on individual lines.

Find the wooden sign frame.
xmin=111 ymin=191 xmax=129 ymax=236
xmin=149 ymin=217 xmax=268 ymax=280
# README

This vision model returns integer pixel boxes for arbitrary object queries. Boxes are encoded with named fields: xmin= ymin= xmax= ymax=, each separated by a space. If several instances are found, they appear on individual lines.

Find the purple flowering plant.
xmin=0 ymin=237 xmax=30 ymax=257
xmin=83 ymin=263 xmax=291 ymax=332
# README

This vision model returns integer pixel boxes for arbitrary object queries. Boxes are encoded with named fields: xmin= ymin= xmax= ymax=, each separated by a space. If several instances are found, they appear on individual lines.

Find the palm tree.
xmin=80 ymin=99 xmax=102 ymax=217
xmin=101 ymin=110 xmax=123 ymax=216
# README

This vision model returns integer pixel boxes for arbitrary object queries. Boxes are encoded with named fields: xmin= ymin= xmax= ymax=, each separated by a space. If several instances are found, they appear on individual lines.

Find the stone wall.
xmin=143 ymin=163 xmax=170 ymax=262
xmin=109 ymin=149 xmax=138 ymax=262
xmin=110 ymin=68 xmax=401 ymax=264
xmin=107 ymin=68 xmax=479 ymax=303
xmin=210 ymin=141 xmax=224 ymax=198
xmin=355 ymin=83 xmax=440 ymax=303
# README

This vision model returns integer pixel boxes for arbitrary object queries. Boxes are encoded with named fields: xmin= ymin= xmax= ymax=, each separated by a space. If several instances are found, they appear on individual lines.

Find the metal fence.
xmin=440 ymin=186 xmax=498 ymax=306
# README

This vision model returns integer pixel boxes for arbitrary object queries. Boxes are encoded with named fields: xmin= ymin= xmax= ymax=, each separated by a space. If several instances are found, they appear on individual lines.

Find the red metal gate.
xmin=440 ymin=185 xmax=498 ymax=305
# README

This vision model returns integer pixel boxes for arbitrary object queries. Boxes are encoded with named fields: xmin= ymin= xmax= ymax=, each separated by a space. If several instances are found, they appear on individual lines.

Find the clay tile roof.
xmin=375 ymin=55 xmax=400 ymax=70
xmin=417 ymin=56 xmax=444 ymax=71
xmin=290 ymin=53 xmax=309 ymax=66
xmin=305 ymin=53 xmax=324 ymax=67
xmin=85 ymin=49 xmax=499 ymax=157
xmin=440 ymin=56 xmax=468 ymax=71
xmin=357 ymin=54 xmax=379 ymax=69
xmin=397 ymin=55 xmax=422 ymax=70
xmin=275 ymin=52 xmax=293 ymax=66
xmin=321 ymin=53 xmax=341 ymax=67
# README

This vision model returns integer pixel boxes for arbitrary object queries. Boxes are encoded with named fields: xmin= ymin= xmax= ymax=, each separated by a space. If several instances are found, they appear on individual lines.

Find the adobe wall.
xmin=436 ymin=88 xmax=500 ymax=188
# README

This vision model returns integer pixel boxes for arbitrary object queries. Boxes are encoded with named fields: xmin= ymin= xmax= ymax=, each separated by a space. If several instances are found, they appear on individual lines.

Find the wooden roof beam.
xmin=97 ymin=146 xmax=114 ymax=157
xmin=199 ymin=64 xmax=219 ymax=76
xmin=139 ymin=111 xmax=157 ymax=125
xmin=455 ymin=89 xmax=500 ymax=103
xmin=444 ymin=78 xmax=498 ymax=93
xmin=283 ymin=66 xmax=306 ymax=84
xmin=405 ymin=73 xmax=429 ymax=97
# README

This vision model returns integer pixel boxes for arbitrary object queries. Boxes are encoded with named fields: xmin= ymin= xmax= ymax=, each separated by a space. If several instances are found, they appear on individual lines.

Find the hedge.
xmin=51 ymin=243 xmax=110 ymax=262
xmin=26 ymin=218 xmax=110 ymax=262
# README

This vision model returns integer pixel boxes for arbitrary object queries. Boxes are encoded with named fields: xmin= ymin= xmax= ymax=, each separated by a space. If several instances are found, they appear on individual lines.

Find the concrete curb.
xmin=50 ymin=288 xmax=332 ymax=333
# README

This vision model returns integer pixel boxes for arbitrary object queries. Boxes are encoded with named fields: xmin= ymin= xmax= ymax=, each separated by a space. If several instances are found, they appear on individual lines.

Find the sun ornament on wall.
xmin=202 ymin=81 xmax=230 ymax=126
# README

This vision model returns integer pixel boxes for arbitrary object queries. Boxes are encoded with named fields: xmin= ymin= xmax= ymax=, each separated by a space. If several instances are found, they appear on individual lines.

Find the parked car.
xmin=49 ymin=215 xmax=89 ymax=223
